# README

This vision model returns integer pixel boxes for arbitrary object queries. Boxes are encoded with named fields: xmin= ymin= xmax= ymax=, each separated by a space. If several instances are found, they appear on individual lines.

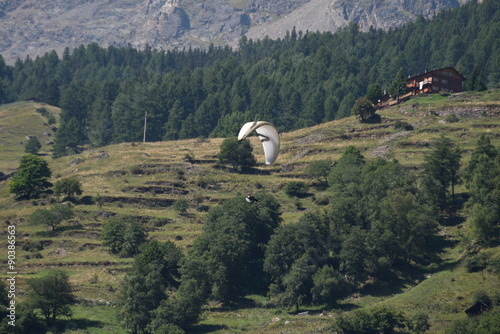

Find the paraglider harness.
xmin=246 ymin=194 xmax=259 ymax=203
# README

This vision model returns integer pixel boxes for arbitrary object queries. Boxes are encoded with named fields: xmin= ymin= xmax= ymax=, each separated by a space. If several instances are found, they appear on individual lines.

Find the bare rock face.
xmin=0 ymin=0 xmax=471 ymax=64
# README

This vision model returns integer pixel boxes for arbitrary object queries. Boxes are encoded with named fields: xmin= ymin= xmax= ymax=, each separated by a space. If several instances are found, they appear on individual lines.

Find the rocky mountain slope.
xmin=0 ymin=0 xmax=470 ymax=64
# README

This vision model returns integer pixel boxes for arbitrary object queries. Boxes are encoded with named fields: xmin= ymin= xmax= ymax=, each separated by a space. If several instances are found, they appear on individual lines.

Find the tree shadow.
xmin=54 ymin=318 xmax=103 ymax=332
xmin=35 ymin=223 xmax=84 ymax=237
xmin=189 ymin=324 xmax=228 ymax=334
xmin=362 ymin=114 xmax=382 ymax=124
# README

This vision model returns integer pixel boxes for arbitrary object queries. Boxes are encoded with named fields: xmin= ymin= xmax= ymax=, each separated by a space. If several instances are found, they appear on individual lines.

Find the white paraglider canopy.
xmin=238 ymin=121 xmax=280 ymax=165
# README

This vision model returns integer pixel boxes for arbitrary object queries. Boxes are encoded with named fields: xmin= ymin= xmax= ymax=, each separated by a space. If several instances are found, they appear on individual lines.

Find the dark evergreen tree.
xmin=467 ymin=65 xmax=487 ymax=91
xmin=24 ymin=136 xmax=41 ymax=154
xmin=421 ymin=135 xmax=462 ymax=210
xmin=388 ymin=68 xmax=408 ymax=102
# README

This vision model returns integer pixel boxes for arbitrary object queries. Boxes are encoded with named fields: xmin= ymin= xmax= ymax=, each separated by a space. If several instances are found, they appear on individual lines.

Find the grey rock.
xmin=0 ymin=0 xmax=471 ymax=65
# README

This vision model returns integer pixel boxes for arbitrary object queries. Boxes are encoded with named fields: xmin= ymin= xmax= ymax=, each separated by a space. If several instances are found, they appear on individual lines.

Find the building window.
xmin=433 ymin=85 xmax=439 ymax=91
xmin=433 ymin=77 xmax=439 ymax=82
xmin=442 ymin=79 xmax=448 ymax=84
xmin=443 ymin=71 xmax=448 ymax=75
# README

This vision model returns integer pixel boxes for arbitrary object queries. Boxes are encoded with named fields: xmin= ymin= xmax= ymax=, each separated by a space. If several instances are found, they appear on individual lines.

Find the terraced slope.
xmin=0 ymin=89 xmax=499 ymax=332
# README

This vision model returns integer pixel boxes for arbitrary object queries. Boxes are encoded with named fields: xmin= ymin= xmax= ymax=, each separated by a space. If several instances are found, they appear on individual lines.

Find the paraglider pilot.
xmin=246 ymin=193 xmax=259 ymax=203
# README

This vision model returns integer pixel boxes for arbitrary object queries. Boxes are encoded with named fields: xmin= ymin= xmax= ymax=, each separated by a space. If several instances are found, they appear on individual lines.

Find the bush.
xmin=472 ymin=290 xmax=492 ymax=307
xmin=464 ymin=253 xmax=489 ymax=272
xmin=47 ymin=114 xmax=56 ymax=125
xmin=314 ymin=193 xmax=329 ymax=205
xmin=444 ymin=113 xmax=459 ymax=123
xmin=36 ymin=107 xmax=50 ymax=117
xmin=24 ymin=251 xmax=43 ymax=259
xmin=333 ymin=306 xmax=406 ymax=333
xmin=173 ymin=199 xmax=189 ymax=215
xmin=394 ymin=120 xmax=414 ymax=131
xmin=22 ymin=240 xmax=44 ymax=252
xmin=131 ymin=166 xmax=145 ymax=175
xmin=284 ymin=181 xmax=309 ymax=198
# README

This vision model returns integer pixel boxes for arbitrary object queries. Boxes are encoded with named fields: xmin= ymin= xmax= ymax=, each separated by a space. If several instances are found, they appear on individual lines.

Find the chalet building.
xmin=376 ymin=67 xmax=466 ymax=108
xmin=406 ymin=67 xmax=466 ymax=95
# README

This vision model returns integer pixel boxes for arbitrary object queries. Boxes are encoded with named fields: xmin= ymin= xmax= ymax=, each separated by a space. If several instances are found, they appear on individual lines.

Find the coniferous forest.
xmin=0 ymin=0 xmax=498 ymax=158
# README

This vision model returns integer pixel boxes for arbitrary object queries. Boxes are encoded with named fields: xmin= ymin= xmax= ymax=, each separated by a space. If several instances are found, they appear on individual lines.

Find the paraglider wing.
xmin=238 ymin=121 xmax=280 ymax=165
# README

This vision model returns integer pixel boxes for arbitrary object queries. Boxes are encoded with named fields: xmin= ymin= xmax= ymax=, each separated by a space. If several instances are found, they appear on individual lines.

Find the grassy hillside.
xmin=1 ymin=90 xmax=500 ymax=333
xmin=0 ymin=101 xmax=60 ymax=173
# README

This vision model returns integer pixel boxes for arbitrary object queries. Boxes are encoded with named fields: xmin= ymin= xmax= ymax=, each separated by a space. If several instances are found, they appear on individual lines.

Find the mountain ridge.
xmin=0 ymin=0 xmax=472 ymax=65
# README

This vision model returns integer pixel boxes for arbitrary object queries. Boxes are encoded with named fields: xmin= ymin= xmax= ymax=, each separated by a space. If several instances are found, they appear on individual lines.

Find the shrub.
xmin=394 ymin=120 xmax=414 ymax=131
xmin=131 ymin=166 xmax=145 ymax=175
xmin=47 ymin=114 xmax=56 ymax=125
xmin=22 ymin=240 xmax=44 ymax=252
xmin=464 ymin=253 xmax=489 ymax=272
xmin=333 ymin=306 xmax=406 ymax=333
xmin=444 ymin=113 xmax=459 ymax=123
xmin=173 ymin=199 xmax=189 ymax=215
xmin=36 ymin=107 xmax=49 ymax=117
xmin=314 ymin=193 xmax=330 ymax=205
xmin=472 ymin=290 xmax=492 ymax=307
xmin=284 ymin=181 xmax=309 ymax=198
xmin=25 ymin=251 xmax=43 ymax=259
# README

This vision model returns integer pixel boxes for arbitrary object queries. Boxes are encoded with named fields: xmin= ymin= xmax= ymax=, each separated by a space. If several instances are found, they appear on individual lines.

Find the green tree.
xmin=334 ymin=306 xmax=406 ymax=334
xmin=467 ymin=66 xmax=487 ymax=92
xmin=311 ymin=265 xmax=350 ymax=306
xmin=340 ymin=227 xmax=368 ymax=283
xmin=366 ymin=82 xmax=383 ymax=104
xmin=26 ymin=270 xmax=76 ymax=326
xmin=118 ymin=269 xmax=165 ymax=334
xmin=328 ymin=146 xmax=365 ymax=192
xmin=8 ymin=155 xmax=52 ymax=199
xmin=351 ymin=97 xmax=377 ymax=122
xmin=280 ymin=252 xmax=316 ymax=312
xmin=173 ymin=198 xmax=189 ymax=216
xmin=120 ymin=221 xmax=147 ymax=257
xmin=100 ymin=218 xmax=126 ymax=254
xmin=422 ymin=135 xmax=462 ymax=209
xmin=388 ymin=68 xmax=408 ymax=102
xmin=305 ymin=159 xmax=332 ymax=186
xmin=28 ymin=204 xmax=74 ymax=232
xmin=45 ymin=79 xmax=61 ymax=106
xmin=284 ymin=181 xmax=309 ymax=198
xmin=217 ymin=137 xmax=256 ymax=171
xmin=53 ymin=177 xmax=83 ymax=201
xmin=24 ymin=136 xmax=42 ymax=154
xmin=469 ymin=203 xmax=500 ymax=241
xmin=148 ymin=279 xmax=204 ymax=331
xmin=182 ymin=194 xmax=281 ymax=304
xmin=137 ymin=240 xmax=183 ymax=287
xmin=52 ymin=117 xmax=82 ymax=157
xmin=408 ymin=312 xmax=430 ymax=334
xmin=464 ymin=134 xmax=498 ymax=205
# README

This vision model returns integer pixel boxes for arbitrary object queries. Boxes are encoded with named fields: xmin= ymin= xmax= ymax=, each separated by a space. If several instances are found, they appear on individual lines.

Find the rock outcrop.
xmin=0 ymin=0 xmax=471 ymax=64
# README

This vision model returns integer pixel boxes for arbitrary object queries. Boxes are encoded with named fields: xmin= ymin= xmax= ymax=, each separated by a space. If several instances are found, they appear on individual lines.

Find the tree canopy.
xmin=8 ymin=155 xmax=52 ymax=199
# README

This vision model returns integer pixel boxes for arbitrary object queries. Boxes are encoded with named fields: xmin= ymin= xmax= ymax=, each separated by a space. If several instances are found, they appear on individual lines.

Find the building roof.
xmin=406 ymin=67 xmax=466 ymax=83
xmin=465 ymin=301 xmax=492 ymax=316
